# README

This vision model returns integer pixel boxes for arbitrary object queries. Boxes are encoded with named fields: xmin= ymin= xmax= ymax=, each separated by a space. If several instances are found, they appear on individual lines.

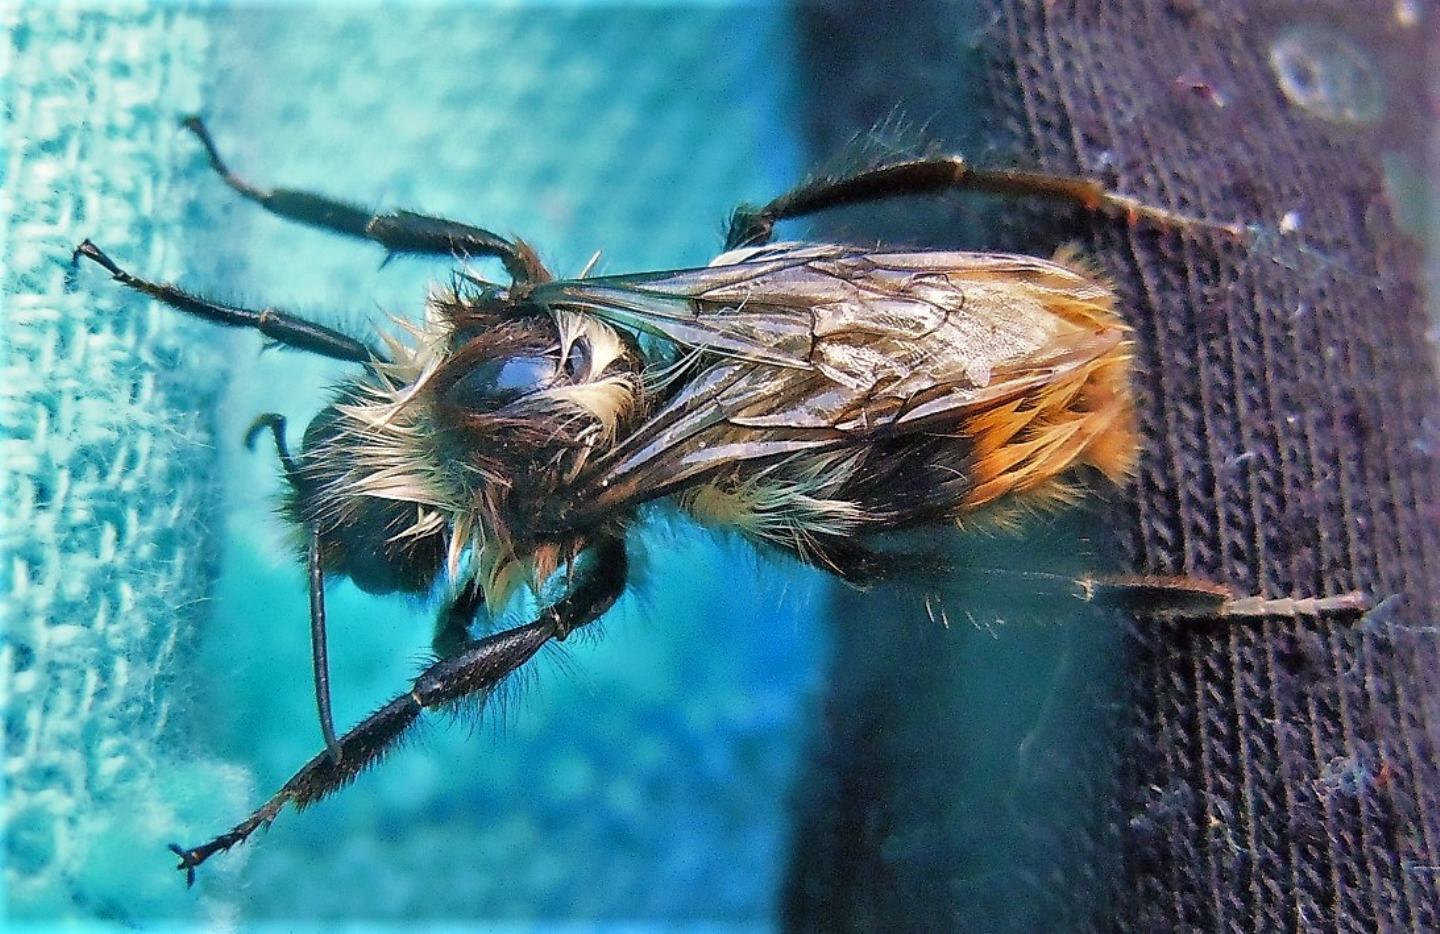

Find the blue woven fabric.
xmin=3 ymin=5 xmax=248 ymax=922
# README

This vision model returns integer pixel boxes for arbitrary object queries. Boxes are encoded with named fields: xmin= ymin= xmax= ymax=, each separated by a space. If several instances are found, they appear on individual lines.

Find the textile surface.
xmin=2 ymin=4 xmax=245 ymax=922
xmin=785 ymin=2 xmax=1440 ymax=929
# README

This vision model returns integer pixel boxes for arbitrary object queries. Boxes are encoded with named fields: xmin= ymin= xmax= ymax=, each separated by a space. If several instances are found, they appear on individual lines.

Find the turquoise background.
xmin=194 ymin=4 xmax=825 ymax=922
xmin=6 ymin=2 xmax=831 ymax=925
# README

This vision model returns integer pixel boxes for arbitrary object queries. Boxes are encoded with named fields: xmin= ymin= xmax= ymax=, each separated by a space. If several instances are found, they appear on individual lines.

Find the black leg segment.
xmin=725 ymin=156 xmax=1247 ymax=249
xmin=181 ymin=116 xmax=549 ymax=284
xmin=169 ymin=537 xmax=628 ymax=884
xmin=306 ymin=531 xmax=343 ymax=765
xmin=244 ymin=413 xmax=301 ymax=482
xmin=72 ymin=240 xmax=377 ymax=363
xmin=1078 ymin=574 xmax=1369 ymax=620
xmin=432 ymin=578 xmax=485 ymax=658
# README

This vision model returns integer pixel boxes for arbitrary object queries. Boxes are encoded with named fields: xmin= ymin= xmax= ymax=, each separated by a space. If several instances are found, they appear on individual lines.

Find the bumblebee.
xmin=73 ymin=117 xmax=1356 ymax=882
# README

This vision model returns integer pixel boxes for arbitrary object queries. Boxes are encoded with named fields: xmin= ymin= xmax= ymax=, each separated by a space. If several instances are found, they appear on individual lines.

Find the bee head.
xmin=267 ymin=304 xmax=643 ymax=599
xmin=285 ymin=401 xmax=448 ymax=596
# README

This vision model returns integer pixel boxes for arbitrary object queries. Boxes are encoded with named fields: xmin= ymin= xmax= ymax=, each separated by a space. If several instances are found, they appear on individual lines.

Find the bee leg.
xmin=71 ymin=239 xmax=377 ymax=363
xmin=170 ymin=625 xmax=564 ymax=883
xmin=807 ymin=539 xmax=938 ymax=588
xmin=180 ymin=116 xmax=549 ymax=284
xmin=167 ymin=538 xmax=627 ymax=884
xmin=240 ymin=414 xmax=344 ymax=762
xmin=1078 ymin=574 xmax=1370 ymax=620
xmin=305 ymin=532 xmax=343 ymax=765
xmin=243 ymin=413 xmax=299 ymax=478
xmin=725 ymin=157 xmax=1246 ymax=249
xmin=432 ymin=578 xmax=485 ymax=658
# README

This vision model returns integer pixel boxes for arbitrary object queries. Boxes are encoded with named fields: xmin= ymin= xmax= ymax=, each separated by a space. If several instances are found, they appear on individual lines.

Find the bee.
xmin=72 ymin=117 xmax=1365 ymax=884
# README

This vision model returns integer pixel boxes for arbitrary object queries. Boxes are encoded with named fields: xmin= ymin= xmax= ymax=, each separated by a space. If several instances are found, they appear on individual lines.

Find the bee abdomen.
xmin=959 ymin=344 xmax=1137 ymax=510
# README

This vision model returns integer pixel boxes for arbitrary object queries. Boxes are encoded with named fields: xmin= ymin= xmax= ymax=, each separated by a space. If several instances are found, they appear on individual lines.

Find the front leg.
xmin=170 ymin=537 xmax=628 ymax=884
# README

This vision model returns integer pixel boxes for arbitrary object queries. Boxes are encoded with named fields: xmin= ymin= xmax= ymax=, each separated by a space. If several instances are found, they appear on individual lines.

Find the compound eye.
xmin=443 ymin=354 xmax=555 ymax=408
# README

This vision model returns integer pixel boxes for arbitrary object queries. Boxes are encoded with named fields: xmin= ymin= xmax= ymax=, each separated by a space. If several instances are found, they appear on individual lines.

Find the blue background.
xmin=190 ymin=4 xmax=826 ymax=922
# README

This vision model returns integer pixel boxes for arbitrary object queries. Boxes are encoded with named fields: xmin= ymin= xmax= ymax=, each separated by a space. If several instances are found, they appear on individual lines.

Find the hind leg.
xmin=726 ymin=156 xmax=1246 ymax=249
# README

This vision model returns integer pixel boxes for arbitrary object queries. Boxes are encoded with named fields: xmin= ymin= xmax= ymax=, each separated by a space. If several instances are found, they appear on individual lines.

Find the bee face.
xmin=428 ymin=311 xmax=647 ymax=535
xmin=289 ymin=403 xmax=447 ymax=596
xmin=439 ymin=354 xmax=561 ymax=409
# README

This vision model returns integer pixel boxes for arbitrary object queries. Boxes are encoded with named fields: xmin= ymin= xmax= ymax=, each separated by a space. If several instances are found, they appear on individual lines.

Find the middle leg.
xmin=73 ymin=240 xmax=378 ymax=363
xmin=432 ymin=578 xmax=486 ymax=658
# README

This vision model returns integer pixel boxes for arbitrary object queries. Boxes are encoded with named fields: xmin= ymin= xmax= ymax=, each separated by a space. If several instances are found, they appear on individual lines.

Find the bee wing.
xmin=528 ymin=244 xmax=830 ymax=368
xmin=530 ymin=243 xmax=1128 ymax=518
xmin=530 ymin=242 xmax=1119 ymax=373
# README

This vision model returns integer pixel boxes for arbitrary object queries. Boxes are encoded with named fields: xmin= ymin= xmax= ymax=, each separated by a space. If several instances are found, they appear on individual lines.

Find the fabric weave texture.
xmin=785 ymin=2 xmax=1440 ymax=929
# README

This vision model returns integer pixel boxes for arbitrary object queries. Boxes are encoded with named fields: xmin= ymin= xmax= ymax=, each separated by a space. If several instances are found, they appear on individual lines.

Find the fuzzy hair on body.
xmin=288 ymin=240 xmax=1135 ymax=606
